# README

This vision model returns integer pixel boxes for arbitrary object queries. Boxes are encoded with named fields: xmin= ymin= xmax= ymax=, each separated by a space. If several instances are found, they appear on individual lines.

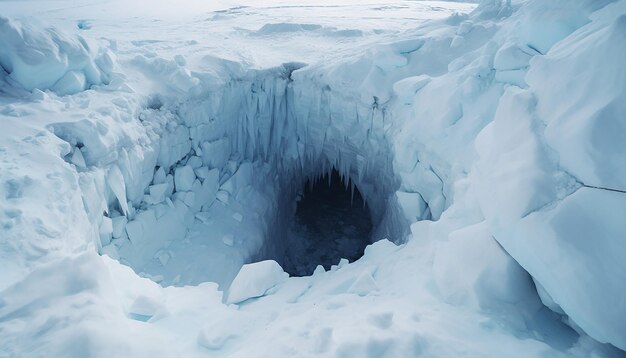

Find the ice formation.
xmin=0 ymin=0 xmax=625 ymax=356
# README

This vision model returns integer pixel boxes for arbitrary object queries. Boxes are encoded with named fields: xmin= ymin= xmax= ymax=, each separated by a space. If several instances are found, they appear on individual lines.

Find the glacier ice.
xmin=1 ymin=0 xmax=626 ymax=356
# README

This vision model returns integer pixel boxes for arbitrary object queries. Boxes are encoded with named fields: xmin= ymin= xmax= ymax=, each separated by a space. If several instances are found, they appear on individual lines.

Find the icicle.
xmin=350 ymin=181 xmax=355 ymax=207
xmin=239 ymin=114 xmax=246 ymax=158
xmin=344 ymin=165 xmax=348 ymax=191
xmin=328 ymin=167 xmax=332 ymax=186
xmin=339 ymin=167 xmax=343 ymax=184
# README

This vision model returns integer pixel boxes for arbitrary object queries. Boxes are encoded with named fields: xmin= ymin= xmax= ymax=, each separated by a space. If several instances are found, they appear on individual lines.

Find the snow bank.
xmin=301 ymin=0 xmax=626 ymax=350
xmin=0 ymin=16 xmax=114 ymax=95
xmin=475 ymin=1 xmax=626 ymax=349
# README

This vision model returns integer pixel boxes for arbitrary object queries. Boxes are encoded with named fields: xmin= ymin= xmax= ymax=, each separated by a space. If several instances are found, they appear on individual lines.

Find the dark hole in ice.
xmin=146 ymin=96 xmax=163 ymax=110
xmin=283 ymin=168 xmax=372 ymax=276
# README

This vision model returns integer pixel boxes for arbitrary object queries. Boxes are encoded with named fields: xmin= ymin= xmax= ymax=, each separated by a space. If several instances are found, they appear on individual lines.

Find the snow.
xmin=226 ymin=260 xmax=289 ymax=304
xmin=1 ymin=0 xmax=626 ymax=356
xmin=0 ymin=16 xmax=112 ymax=95
xmin=530 ymin=6 xmax=626 ymax=192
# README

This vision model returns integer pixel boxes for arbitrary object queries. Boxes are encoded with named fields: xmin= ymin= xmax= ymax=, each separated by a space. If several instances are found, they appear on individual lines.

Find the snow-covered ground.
xmin=1 ymin=0 xmax=626 ymax=356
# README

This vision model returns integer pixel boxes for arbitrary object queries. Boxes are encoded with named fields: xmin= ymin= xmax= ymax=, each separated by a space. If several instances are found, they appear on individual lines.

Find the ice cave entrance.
xmin=95 ymin=68 xmax=406 ymax=289
xmin=283 ymin=169 xmax=372 ymax=276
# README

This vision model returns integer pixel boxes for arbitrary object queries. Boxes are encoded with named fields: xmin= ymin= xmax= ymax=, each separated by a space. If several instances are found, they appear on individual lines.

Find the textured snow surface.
xmin=226 ymin=260 xmax=288 ymax=304
xmin=0 ymin=16 xmax=113 ymax=95
xmin=1 ymin=0 xmax=626 ymax=356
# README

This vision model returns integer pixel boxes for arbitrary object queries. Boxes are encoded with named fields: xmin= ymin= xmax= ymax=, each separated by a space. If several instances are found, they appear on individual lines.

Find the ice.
xmin=193 ymin=166 xmax=210 ymax=181
xmin=529 ymin=9 xmax=626 ymax=192
xmin=475 ymin=87 xmax=557 ymax=221
xmin=129 ymin=295 xmax=164 ymax=321
xmin=1 ymin=0 xmax=625 ymax=356
xmin=394 ymin=191 xmax=428 ymax=223
xmin=99 ymin=216 xmax=113 ymax=246
xmin=125 ymin=218 xmax=143 ymax=244
xmin=201 ymin=139 xmax=230 ymax=169
xmin=147 ymin=183 xmax=168 ymax=204
xmin=153 ymin=167 xmax=167 ymax=184
xmin=182 ymin=191 xmax=195 ymax=207
xmin=52 ymin=71 xmax=88 ymax=96
xmin=492 ymin=42 xmax=536 ymax=87
xmin=392 ymin=75 xmax=431 ymax=104
xmin=493 ymin=42 xmax=535 ymax=70
xmin=174 ymin=165 xmax=196 ymax=192
xmin=186 ymin=155 xmax=202 ymax=169
xmin=226 ymin=260 xmax=288 ymax=304
xmin=494 ymin=68 xmax=526 ymax=87
xmin=69 ymin=147 xmax=87 ymax=169
xmin=111 ymin=216 xmax=127 ymax=239
xmin=488 ymin=187 xmax=626 ymax=348
xmin=107 ymin=165 xmax=129 ymax=216
xmin=347 ymin=271 xmax=379 ymax=296
xmin=100 ymin=244 xmax=120 ymax=260
xmin=215 ymin=190 xmax=229 ymax=204
xmin=195 ymin=212 xmax=211 ymax=224
xmin=199 ymin=171 xmax=219 ymax=207
xmin=155 ymin=250 xmax=171 ymax=266
xmin=517 ymin=1 xmax=591 ymax=54
xmin=255 ymin=23 xmax=323 ymax=35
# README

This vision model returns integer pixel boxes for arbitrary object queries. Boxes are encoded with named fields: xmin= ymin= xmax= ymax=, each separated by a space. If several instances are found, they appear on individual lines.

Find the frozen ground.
xmin=1 ymin=0 xmax=626 ymax=357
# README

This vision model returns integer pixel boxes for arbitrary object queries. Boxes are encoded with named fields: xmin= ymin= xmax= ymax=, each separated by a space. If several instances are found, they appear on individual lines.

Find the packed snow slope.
xmin=1 ymin=0 xmax=626 ymax=357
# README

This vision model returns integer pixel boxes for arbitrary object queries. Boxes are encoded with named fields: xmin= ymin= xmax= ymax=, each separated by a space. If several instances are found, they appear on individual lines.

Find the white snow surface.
xmin=1 ymin=0 xmax=626 ymax=356
xmin=226 ymin=260 xmax=288 ymax=304
xmin=0 ymin=16 xmax=113 ymax=95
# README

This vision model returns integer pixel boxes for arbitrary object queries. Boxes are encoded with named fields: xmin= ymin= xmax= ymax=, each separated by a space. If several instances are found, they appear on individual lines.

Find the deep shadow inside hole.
xmin=283 ymin=169 xmax=373 ymax=276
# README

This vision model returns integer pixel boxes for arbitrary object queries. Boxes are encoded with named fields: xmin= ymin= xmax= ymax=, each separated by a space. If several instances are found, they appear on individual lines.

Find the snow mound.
xmin=475 ymin=1 xmax=626 ymax=349
xmin=0 ymin=16 xmax=114 ymax=95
